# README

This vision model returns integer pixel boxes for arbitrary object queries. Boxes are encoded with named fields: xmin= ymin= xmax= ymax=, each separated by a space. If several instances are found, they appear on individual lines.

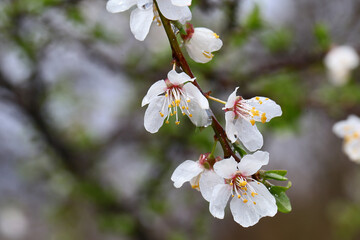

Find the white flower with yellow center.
xmin=171 ymin=153 xmax=223 ymax=201
xmin=324 ymin=45 xmax=359 ymax=86
xmin=106 ymin=0 xmax=192 ymax=41
xmin=208 ymin=151 xmax=277 ymax=227
xmin=223 ymin=87 xmax=282 ymax=151
xmin=333 ymin=115 xmax=360 ymax=163
xmin=184 ymin=26 xmax=223 ymax=63
xmin=142 ymin=70 xmax=210 ymax=133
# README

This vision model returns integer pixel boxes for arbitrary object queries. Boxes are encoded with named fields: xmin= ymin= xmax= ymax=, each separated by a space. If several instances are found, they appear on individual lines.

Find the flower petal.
xmin=156 ymin=0 xmax=192 ymax=22
xmin=248 ymin=181 xmax=277 ymax=218
xmin=141 ymin=80 xmax=167 ymax=106
xmin=171 ymin=0 xmax=191 ymax=6
xmin=333 ymin=115 xmax=360 ymax=138
xmin=106 ymin=0 xmax=137 ymax=13
xmin=185 ymin=28 xmax=223 ymax=63
xmin=209 ymin=184 xmax=231 ymax=219
xmin=237 ymin=151 xmax=269 ymax=176
xmin=246 ymin=97 xmax=282 ymax=122
xmin=144 ymin=96 xmax=167 ymax=133
xmin=186 ymin=100 xmax=211 ymax=127
xmin=183 ymin=83 xmax=209 ymax=109
xmin=235 ymin=118 xmax=263 ymax=152
xmin=171 ymin=160 xmax=203 ymax=188
xmin=225 ymin=87 xmax=238 ymax=108
xmin=199 ymin=171 xmax=224 ymax=202
xmin=167 ymin=70 xmax=192 ymax=85
xmin=225 ymin=111 xmax=237 ymax=143
xmin=344 ymin=139 xmax=360 ymax=163
xmin=213 ymin=157 xmax=238 ymax=179
xmin=129 ymin=7 xmax=154 ymax=41
xmin=230 ymin=196 xmax=259 ymax=227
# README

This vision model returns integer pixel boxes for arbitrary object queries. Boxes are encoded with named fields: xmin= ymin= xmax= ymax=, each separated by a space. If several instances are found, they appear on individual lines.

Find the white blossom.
xmin=208 ymin=152 xmax=277 ymax=227
xmin=171 ymin=154 xmax=223 ymax=201
xmin=324 ymin=45 xmax=359 ymax=86
xmin=223 ymin=87 xmax=282 ymax=151
xmin=184 ymin=27 xmax=223 ymax=63
xmin=333 ymin=115 xmax=360 ymax=163
xmin=142 ymin=70 xmax=211 ymax=133
xmin=106 ymin=0 xmax=192 ymax=41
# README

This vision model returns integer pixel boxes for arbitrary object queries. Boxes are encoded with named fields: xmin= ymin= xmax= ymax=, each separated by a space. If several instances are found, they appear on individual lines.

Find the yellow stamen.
xmin=175 ymin=121 xmax=180 ymax=125
xmin=237 ymin=195 xmax=241 ymax=199
xmin=251 ymin=192 xmax=257 ymax=197
xmin=191 ymin=184 xmax=199 ymax=189
xmin=159 ymin=112 xmax=164 ymax=117
xmin=250 ymin=119 xmax=255 ymax=126
xmin=259 ymin=101 xmax=263 ymax=104
xmin=187 ymin=99 xmax=191 ymax=103
xmin=261 ymin=113 xmax=267 ymax=123
xmin=182 ymin=112 xmax=186 ymax=115
xmin=251 ymin=109 xmax=260 ymax=116
xmin=255 ymin=97 xmax=260 ymax=100
xmin=165 ymin=93 xmax=168 ymax=97
xmin=202 ymin=51 xmax=214 ymax=59
xmin=243 ymin=199 xmax=248 ymax=203
xmin=253 ymin=202 xmax=256 ymax=205
xmin=265 ymin=98 xmax=269 ymax=100
xmin=189 ymin=114 xmax=193 ymax=117
xmin=240 ymin=181 xmax=247 ymax=187
xmin=182 ymin=106 xmax=185 ymax=110
xmin=165 ymin=120 xmax=169 ymax=124
xmin=168 ymin=104 xmax=172 ymax=108
xmin=213 ymin=33 xmax=220 ymax=39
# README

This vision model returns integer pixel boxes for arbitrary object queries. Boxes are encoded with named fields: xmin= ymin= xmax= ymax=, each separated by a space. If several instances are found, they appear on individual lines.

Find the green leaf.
xmin=313 ymin=23 xmax=331 ymax=50
xmin=232 ymin=143 xmax=247 ymax=157
xmin=270 ymin=181 xmax=292 ymax=193
xmin=262 ymin=28 xmax=293 ymax=53
xmin=264 ymin=172 xmax=288 ymax=181
xmin=244 ymin=4 xmax=263 ymax=30
xmin=265 ymin=170 xmax=287 ymax=176
xmin=269 ymin=182 xmax=292 ymax=213
xmin=272 ymin=191 xmax=292 ymax=213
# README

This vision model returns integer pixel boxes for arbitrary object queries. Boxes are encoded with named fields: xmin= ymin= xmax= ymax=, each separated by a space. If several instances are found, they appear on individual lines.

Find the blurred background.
xmin=0 ymin=0 xmax=360 ymax=239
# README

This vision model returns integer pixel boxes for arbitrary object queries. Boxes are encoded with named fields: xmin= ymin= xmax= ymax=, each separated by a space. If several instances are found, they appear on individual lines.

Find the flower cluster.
xmin=333 ymin=115 xmax=360 ymax=163
xmin=106 ymin=0 xmax=290 ymax=228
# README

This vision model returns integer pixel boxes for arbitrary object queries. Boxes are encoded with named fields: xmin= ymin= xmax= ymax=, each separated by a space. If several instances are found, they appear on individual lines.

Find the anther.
xmin=243 ymin=199 xmax=248 ymax=203
xmin=237 ymin=195 xmax=241 ymax=199
xmin=175 ymin=121 xmax=180 ymax=125
xmin=213 ymin=33 xmax=220 ymax=39
xmin=250 ymin=119 xmax=255 ymax=126
xmin=189 ymin=114 xmax=193 ymax=117
xmin=253 ymin=202 xmax=256 ymax=205
xmin=255 ymin=97 xmax=260 ymax=100
xmin=159 ymin=112 xmax=164 ymax=117
xmin=187 ymin=99 xmax=191 ymax=103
